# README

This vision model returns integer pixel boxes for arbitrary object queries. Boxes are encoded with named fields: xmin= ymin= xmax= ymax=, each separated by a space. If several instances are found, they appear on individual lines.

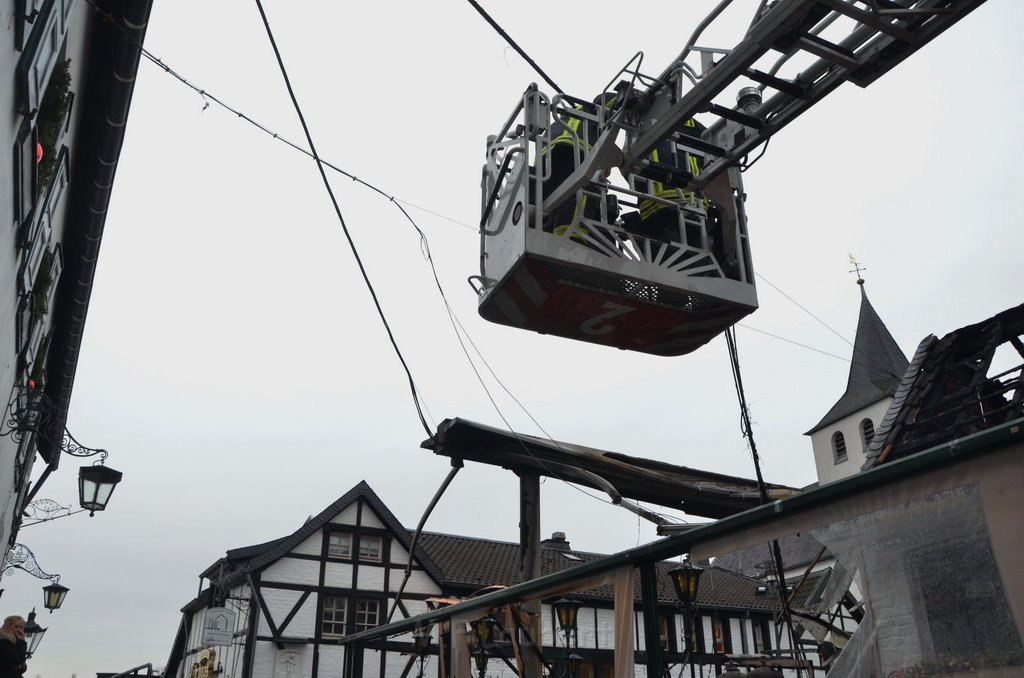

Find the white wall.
xmin=811 ymin=398 xmax=893 ymax=484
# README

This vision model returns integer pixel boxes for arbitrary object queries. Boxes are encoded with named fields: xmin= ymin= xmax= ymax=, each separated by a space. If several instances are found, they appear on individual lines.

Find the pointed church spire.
xmin=806 ymin=265 xmax=909 ymax=434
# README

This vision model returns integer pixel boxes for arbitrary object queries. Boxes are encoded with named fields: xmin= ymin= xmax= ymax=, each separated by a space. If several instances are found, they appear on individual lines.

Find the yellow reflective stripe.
xmin=552 ymin=196 xmax=590 ymax=241
xmin=689 ymin=154 xmax=700 ymax=176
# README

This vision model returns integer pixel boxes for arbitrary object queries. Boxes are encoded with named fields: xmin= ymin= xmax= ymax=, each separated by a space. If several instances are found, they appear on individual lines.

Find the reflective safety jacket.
xmin=638 ymin=118 xmax=707 ymax=222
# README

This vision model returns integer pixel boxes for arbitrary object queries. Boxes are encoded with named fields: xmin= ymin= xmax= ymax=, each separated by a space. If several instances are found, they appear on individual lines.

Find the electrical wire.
xmin=252 ymin=0 xmax=434 ymax=440
xmin=117 ymin=13 xmax=642 ymax=520
xmin=464 ymin=0 xmax=564 ymax=95
xmin=723 ymin=326 xmax=807 ymax=673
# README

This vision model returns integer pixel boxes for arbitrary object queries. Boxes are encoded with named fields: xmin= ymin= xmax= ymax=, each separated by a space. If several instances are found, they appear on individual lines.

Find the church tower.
xmin=806 ymin=273 xmax=909 ymax=484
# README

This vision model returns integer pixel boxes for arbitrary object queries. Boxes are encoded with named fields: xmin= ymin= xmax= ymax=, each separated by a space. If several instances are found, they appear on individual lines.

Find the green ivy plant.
xmin=37 ymin=58 xmax=72 ymax=196
xmin=32 ymin=248 xmax=54 ymax=318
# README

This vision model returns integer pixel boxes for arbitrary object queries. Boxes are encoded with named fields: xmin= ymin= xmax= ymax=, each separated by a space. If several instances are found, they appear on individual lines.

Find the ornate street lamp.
xmin=469 ymin=616 xmax=495 ymax=678
xmin=669 ymin=561 xmax=704 ymax=678
xmin=42 ymin=581 xmax=69 ymax=611
xmin=23 ymin=609 xmax=46 ymax=657
xmin=553 ymin=598 xmax=580 ymax=641
xmin=2 ymin=544 xmax=69 ymax=612
xmin=77 ymin=462 xmax=123 ymax=515
xmin=413 ymin=629 xmax=431 ymax=678
xmin=553 ymin=599 xmax=581 ymax=678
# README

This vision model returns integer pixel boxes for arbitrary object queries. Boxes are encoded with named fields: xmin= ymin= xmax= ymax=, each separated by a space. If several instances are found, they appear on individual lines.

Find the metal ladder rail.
xmin=622 ymin=0 xmax=988 ymax=184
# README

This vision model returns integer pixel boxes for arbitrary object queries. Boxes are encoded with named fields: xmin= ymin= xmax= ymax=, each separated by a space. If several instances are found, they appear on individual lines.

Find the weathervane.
xmin=848 ymin=254 xmax=867 ymax=285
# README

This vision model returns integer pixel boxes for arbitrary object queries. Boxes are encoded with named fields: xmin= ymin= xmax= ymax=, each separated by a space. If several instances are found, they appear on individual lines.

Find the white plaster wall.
xmin=251 ymin=642 xmax=278 ymax=678
xmin=292 ymin=532 xmax=322 ymax=557
xmin=729 ymin=618 xmax=743 ymax=652
xmin=356 ymin=563 xmax=387 ymax=590
xmin=386 ymin=568 xmax=438 ymax=594
xmin=264 ymin=557 xmax=320 ymax=586
xmin=261 ymin=587 xmax=306 ymax=635
xmin=282 ymin=594 xmax=318 ymax=638
xmin=577 ymin=610 xmax=598 ymax=649
xmin=324 ymin=561 xmax=354 ymax=588
xmin=390 ymin=541 xmax=410 ymax=565
xmin=811 ymin=398 xmax=893 ymax=484
xmin=595 ymin=608 xmax=616 ymax=649
xmin=329 ymin=504 xmax=359 ymax=525
xmin=317 ymin=645 xmax=346 ymax=678
xmin=360 ymin=509 xmax=385 ymax=529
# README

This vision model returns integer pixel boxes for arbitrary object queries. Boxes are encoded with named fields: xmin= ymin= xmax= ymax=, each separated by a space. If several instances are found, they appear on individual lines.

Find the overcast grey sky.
xmin=5 ymin=1 xmax=1022 ymax=677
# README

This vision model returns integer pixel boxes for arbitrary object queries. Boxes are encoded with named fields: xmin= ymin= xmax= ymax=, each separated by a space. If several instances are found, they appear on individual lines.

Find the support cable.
xmin=724 ymin=326 xmax=807 ymax=675
xmin=464 ymin=0 xmax=565 ymax=95
xmin=252 ymin=0 xmax=433 ymax=440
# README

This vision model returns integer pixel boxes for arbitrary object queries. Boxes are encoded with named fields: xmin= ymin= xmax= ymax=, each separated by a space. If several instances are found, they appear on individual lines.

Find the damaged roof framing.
xmin=423 ymin=418 xmax=798 ymax=519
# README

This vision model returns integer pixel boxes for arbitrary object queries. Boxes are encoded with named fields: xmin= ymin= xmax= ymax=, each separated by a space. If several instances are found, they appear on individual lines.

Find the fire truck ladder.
xmin=619 ymin=0 xmax=987 ymax=185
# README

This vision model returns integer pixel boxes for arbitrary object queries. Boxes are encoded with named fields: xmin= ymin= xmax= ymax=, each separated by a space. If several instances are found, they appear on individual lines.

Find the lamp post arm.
xmin=2 ymin=544 xmax=60 ymax=583
xmin=60 ymin=429 xmax=108 ymax=461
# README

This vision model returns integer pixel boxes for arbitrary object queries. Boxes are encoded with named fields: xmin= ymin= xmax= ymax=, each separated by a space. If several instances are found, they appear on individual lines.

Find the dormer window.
xmin=832 ymin=431 xmax=847 ymax=463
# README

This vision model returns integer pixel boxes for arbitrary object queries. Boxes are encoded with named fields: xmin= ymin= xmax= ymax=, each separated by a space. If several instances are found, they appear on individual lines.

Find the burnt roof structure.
xmin=423 ymin=418 xmax=798 ymax=519
xmin=863 ymin=301 xmax=1024 ymax=469
xmin=807 ymin=281 xmax=909 ymax=435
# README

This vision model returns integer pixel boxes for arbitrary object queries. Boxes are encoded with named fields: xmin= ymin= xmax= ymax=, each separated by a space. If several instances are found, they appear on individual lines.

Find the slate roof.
xmin=196 ymin=484 xmax=828 ymax=615
xmin=807 ymin=283 xmax=909 ymax=434
xmin=709 ymin=532 xmax=830 ymax=578
xmin=414 ymin=531 xmax=825 ymax=612
xmin=202 ymin=481 xmax=446 ymax=588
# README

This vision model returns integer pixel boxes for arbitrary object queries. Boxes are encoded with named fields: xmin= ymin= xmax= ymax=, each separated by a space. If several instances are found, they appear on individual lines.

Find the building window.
xmin=752 ymin=620 xmax=770 ymax=654
xmin=832 ymin=431 xmax=847 ymax=463
xmin=16 ymin=0 xmax=71 ymax=117
xmin=322 ymin=596 xmax=346 ymax=637
xmin=354 ymin=599 xmax=380 ymax=632
xmin=359 ymin=535 xmax=383 ymax=561
xmin=328 ymin=532 xmax=351 ymax=557
xmin=658 ymin=614 xmax=670 ymax=651
xmin=860 ymin=418 xmax=875 ymax=447
xmin=708 ymin=617 xmax=733 ymax=654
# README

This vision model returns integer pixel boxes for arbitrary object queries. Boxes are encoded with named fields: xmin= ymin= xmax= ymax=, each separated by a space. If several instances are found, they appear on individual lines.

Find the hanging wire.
xmin=252 ymin=0 xmax=433 ymax=440
xmin=723 ymin=326 xmax=808 ymax=675
xmin=464 ymin=0 xmax=564 ymax=95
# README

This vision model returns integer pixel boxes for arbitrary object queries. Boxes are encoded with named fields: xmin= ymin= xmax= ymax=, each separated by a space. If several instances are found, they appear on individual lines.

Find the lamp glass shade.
xmin=553 ymin=598 xmax=581 ymax=632
xmin=413 ymin=631 xmax=432 ymax=656
xmin=470 ymin=617 xmax=494 ymax=647
xmin=78 ymin=464 xmax=122 ymax=515
xmin=669 ymin=564 xmax=703 ymax=604
xmin=23 ymin=609 xmax=45 ymax=655
xmin=42 ymin=583 xmax=68 ymax=611
xmin=473 ymin=652 xmax=488 ymax=674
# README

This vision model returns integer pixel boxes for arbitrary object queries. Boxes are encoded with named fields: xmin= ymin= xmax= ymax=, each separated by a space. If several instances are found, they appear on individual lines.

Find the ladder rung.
xmin=798 ymin=32 xmax=860 ymax=70
xmin=707 ymin=103 xmax=763 ymax=130
xmin=814 ymin=0 xmax=917 ymax=44
xmin=669 ymin=133 xmax=725 ymax=157
xmin=744 ymin=69 xmax=808 ymax=98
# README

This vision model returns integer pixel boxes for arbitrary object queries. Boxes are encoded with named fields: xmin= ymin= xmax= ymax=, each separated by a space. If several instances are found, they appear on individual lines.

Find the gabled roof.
xmin=807 ymin=282 xmax=909 ymax=434
xmin=207 ymin=481 xmax=446 ymax=588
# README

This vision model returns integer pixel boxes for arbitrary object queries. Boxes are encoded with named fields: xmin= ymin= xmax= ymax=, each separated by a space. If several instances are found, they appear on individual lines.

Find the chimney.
xmin=541 ymin=531 xmax=571 ymax=551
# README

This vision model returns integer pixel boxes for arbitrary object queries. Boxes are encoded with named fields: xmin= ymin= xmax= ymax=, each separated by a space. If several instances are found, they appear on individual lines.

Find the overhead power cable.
xmin=723 ymin=327 xmax=806 ymax=673
xmin=252 ymin=0 xmax=433 ymax=440
xmin=465 ymin=0 xmax=565 ymax=95
xmin=117 ymin=11 xmax=644 ymax=520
